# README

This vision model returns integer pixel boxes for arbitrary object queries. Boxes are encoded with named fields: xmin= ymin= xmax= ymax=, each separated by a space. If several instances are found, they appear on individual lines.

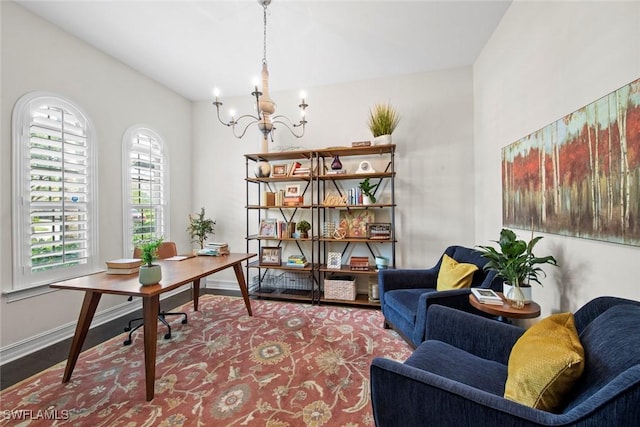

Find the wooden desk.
xmin=469 ymin=292 xmax=541 ymax=320
xmin=50 ymin=253 xmax=255 ymax=401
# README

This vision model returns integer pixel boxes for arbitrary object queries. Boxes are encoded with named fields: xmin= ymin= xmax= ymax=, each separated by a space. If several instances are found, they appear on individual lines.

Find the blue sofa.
xmin=370 ymin=296 xmax=640 ymax=426
xmin=379 ymin=245 xmax=501 ymax=347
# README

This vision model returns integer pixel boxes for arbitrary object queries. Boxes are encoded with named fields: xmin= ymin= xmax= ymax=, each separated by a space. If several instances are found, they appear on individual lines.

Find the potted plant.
xmin=367 ymin=102 xmax=400 ymax=145
xmin=187 ymin=207 xmax=216 ymax=249
xmin=475 ymin=228 xmax=558 ymax=308
xmin=136 ymin=237 xmax=164 ymax=286
xmin=359 ymin=178 xmax=379 ymax=204
xmin=296 ymin=220 xmax=311 ymax=239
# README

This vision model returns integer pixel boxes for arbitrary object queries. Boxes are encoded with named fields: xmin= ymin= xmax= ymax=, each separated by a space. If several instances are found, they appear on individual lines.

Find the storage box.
xmin=324 ymin=276 xmax=357 ymax=301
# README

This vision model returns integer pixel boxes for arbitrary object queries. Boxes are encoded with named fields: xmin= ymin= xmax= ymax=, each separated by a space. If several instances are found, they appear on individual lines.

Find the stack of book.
xmin=287 ymin=254 xmax=309 ymax=268
xmin=349 ymin=256 xmax=370 ymax=271
xmin=471 ymin=288 xmax=504 ymax=305
xmin=289 ymin=162 xmax=311 ymax=176
xmin=106 ymin=258 xmax=142 ymax=275
xmin=205 ymin=242 xmax=230 ymax=256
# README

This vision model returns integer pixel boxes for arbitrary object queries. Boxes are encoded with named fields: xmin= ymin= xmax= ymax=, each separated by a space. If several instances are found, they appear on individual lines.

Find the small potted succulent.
xmin=476 ymin=228 xmax=558 ymax=308
xmin=187 ymin=207 xmax=216 ymax=249
xmin=136 ymin=237 xmax=164 ymax=286
xmin=296 ymin=220 xmax=311 ymax=239
xmin=359 ymin=178 xmax=379 ymax=204
xmin=367 ymin=102 xmax=400 ymax=145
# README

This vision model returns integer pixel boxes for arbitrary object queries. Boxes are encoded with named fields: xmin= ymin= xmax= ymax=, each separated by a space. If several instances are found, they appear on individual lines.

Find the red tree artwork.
xmin=502 ymin=78 xmax=640 ymax=246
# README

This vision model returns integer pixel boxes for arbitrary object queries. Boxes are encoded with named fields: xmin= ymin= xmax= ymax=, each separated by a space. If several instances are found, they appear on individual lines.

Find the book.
xmin=164 ymin=255 xmax=194 ymax=261
xmin=106 ymin=266 xmax=139 ymax=275
xmin=471 ymin=288 xmax=504 ymax=305
xmin=286 ymin=261 xmax=309 ymax=268
xmin=351 ymin=140 xmax=371 ymax=147
xmin=106 ymin=258 xmax=142 ymax=269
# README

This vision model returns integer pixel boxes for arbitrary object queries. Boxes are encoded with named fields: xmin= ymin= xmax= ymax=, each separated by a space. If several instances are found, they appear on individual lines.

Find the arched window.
xmin=11 ymin=92 xmax=98 ymax=294
xmin=122 ymin=126 xmax=169 ymax=256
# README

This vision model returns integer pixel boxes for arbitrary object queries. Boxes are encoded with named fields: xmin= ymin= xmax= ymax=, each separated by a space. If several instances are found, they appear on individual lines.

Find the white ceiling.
xmin=17 ymin=0 xmax=512 ymax=101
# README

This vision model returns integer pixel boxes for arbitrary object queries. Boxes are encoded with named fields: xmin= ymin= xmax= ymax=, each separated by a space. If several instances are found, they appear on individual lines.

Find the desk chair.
xmin=123 ymin=241 xmax=188 ymax=346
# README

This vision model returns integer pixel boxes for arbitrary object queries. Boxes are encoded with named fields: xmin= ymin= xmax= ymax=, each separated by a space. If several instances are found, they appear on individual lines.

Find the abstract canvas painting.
xmin=502 ymin=78 xmax=640 ymax=246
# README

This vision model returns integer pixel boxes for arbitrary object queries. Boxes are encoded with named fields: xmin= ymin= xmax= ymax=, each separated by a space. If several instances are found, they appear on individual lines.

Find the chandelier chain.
xmin=262 ymin=2 xmax=268 ymax=64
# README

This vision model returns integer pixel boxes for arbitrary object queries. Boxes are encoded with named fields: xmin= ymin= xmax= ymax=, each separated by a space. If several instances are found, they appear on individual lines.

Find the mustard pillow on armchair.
xmin=436 ymin=254 xmax=478 ymax=291
xmin=504 ymin=312 xmax=584 ymax=412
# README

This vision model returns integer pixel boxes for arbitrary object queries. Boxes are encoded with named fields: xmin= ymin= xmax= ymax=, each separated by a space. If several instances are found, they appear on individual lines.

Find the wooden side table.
xmin=469 ymin=292 xmax=541 ymax=320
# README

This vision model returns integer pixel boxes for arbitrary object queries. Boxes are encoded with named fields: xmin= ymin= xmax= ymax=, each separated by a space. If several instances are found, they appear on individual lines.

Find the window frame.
xmin=10 ymin=92 xmax=99 ymax=299
xmin=122 ymin=125 xmax=170 ymax=257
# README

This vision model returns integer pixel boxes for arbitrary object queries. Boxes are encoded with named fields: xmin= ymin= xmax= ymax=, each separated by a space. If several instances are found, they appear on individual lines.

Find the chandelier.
xmin=212 ymin=0 xmax=308 ymax=143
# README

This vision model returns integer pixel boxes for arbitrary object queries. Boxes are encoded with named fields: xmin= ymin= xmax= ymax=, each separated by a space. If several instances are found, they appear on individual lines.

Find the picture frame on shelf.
xmin=272 ymin=164 xmax=288 ymax=177
xmin=327 ymin=252 xmax=342 ymax=269
xmin=284 ymin=184 xmax=301 ymax=197
xmin=367 ymin=223 xmax=392 ymax=240
xmin=258 ymin=218 xmax=278 ymax=238
xmin=260 ymin=246 xmax=282 ymax=266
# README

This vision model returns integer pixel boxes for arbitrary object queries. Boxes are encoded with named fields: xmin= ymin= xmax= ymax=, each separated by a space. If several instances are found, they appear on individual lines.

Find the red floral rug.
xmin=0 ymin=295 xmax=411 ymax=426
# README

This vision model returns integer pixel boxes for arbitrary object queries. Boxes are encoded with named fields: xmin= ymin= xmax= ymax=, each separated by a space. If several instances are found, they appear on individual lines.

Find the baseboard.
xmin=0 ymin=287 xmax=186 ymax=366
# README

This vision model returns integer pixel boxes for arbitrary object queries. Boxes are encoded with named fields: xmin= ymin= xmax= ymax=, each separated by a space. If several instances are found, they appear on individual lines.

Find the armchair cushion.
xmin=436 ymin=254 xmax=478 ymax=291
xmin=504 ymin=312 xmax=584 ymax=412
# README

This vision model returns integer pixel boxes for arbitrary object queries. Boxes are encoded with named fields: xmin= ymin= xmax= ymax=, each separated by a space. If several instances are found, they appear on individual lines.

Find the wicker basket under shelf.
xmin=324 ymin=276 xmax=356 ymax=301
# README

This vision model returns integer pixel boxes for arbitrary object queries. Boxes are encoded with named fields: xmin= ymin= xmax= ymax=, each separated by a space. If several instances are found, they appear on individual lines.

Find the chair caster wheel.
xmin=124 ymin=326 xmax=131 ymax=332
xmin=164 ymin=333 xmax=171 ymax=339
xmin=181 ymin=319 xmax=187 ymax=324
xmin=124 ymin=339 xmax=132 ymax=346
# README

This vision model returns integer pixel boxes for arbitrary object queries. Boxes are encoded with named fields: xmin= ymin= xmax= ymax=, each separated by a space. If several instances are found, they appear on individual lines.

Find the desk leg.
xmin=62 ymin=291 xmax=101 ymax=383
xmin=143 ymin=295 xmax=160 ymax=401
xmin=192 ymin=278 xmax=200 ymax=312
xmin=232 ymin=262 xmax=253 ymax=316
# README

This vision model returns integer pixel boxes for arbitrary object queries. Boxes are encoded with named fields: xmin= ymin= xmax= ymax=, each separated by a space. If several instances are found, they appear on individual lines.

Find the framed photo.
xmin=272 ymin=164 xmax=288 ymax=177
xmin=284 ymin=184 xmax=301 ymax=197
xmin=260 ymin=246 xmax=282 ymax=266
xmin=367 ymin=223 xmax=392 ymax=240
xmin=258 ymin=218 xmax=278 ymax=238
xmin=327 ymin=252 xmax=342 ymax=269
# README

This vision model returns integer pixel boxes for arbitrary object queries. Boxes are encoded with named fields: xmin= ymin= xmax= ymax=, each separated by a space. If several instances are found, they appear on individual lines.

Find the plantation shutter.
xmin=127 ymin=130 xmax=167 ymax=247
xmin=12 ymin=93 xmax=97 ymax=294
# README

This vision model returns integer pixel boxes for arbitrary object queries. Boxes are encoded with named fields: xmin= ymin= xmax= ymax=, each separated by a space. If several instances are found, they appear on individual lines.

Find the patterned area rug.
xmin=0 ymin=295 xmax=411 ymax=426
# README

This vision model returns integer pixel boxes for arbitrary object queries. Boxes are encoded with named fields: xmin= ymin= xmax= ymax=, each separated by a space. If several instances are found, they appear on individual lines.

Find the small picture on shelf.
xmin=260 ymin=246 xmax=282 ymax=266
xmin=272 ymin=164 xmax=288 ymax=177
xmin=284 ymin=184 xmax=301 ymax=198
xmin=327 ymin=252 xmax=342 ymax=269
xmin=258 ymin=218 xmax=278 ymax=238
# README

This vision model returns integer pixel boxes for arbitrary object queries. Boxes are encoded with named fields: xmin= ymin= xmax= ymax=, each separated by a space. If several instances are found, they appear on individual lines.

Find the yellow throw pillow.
xmin=436 ymin=254 xmax=478 ymax=291
xmin=504 ymin=312 xmax=584 ymax=412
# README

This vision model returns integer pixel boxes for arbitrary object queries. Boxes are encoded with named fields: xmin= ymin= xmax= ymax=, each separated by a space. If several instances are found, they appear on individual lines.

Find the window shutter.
xmin=125 ymin=128 xmax=168 ymax=253
xmin=12 ymin=92 xmax=97 ymax=292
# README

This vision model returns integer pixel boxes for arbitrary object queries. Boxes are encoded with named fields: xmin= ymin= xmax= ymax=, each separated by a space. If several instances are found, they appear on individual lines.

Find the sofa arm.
xmin=425 ymin=305 xmax=524 ymax=364
xmin=379 ymin=268 xmax=438 ymax=293
xmin=370 ymin=357 xmax=561 ymax=427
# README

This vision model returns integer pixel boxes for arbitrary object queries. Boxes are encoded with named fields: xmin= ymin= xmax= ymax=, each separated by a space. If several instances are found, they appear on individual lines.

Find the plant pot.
xmin=373 ymin=134 xmax=392 ymax=145
xmin=363 ymin=195 xmax=374 ymax=205
xmin=503 ymin=283 xmax=532 ymax=306
xmin=139 ymin=264 xmax=162 ymax=286
xmin=375 ymin=256 xmax=389 ymax=270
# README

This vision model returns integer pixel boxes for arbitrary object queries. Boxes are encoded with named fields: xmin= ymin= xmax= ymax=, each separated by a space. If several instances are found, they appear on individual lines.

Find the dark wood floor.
xmin=0 ymin=289 xmax=239 ymax=391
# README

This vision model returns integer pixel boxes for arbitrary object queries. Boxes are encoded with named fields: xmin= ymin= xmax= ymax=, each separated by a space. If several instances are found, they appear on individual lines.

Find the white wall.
xmin=474 ymin=0 xmax=640 ymax=317
xmin=0 ymin=2 xmax=192 ymax=355
xmin=191 ymin=66 xmax=477 ymax=284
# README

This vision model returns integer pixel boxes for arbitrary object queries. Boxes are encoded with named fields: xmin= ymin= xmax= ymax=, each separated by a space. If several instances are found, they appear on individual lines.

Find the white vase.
xmin=373 ymin=134 xmax=392 ymax=145
xmin=363 ymin=195 xmax=374 ymax=205
xmin=503 ymin=283 xmax=532 ymax=304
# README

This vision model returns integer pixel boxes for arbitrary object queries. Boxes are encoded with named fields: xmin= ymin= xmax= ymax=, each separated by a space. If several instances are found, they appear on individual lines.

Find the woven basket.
xmin=324 ymin=276 xmax=356 ymax=301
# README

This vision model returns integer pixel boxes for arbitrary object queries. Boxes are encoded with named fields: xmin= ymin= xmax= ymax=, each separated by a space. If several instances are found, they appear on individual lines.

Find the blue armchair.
xmin=379 ymin=245 xmax=501 ymax=347
xmin=371 ymin=296 xmax=640 ymax=427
